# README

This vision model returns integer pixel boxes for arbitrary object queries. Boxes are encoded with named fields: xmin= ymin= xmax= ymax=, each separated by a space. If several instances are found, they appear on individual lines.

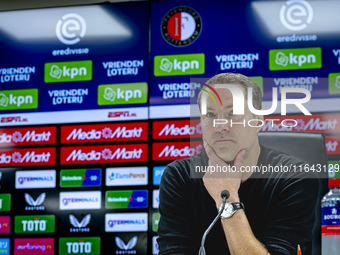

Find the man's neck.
xmin=240 ymin=142 xmax=261 ymax=183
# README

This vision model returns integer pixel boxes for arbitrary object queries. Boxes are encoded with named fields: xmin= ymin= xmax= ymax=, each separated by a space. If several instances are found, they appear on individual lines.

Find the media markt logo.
xmin=14 ymin=215 xmax=55 ymax=233
xmin=60 ymin=169 xmax=101 ymax=188
xmin=328 ymin=73 xmax=340 ymax=95
xmin=269 ymin=47 xmax=321 ymax=71
xmin=0 ymin=89 xmax=38 ymax=111
xmin=59 ymin=237 xmax=100 ymax=255
xmin=44 ymin=60 xmax=92 ymax=83
xmin=154 ymin=53 xmax=205 ymax=76
xmin=106 ymin=190 xmax=148 ymax=209
xmin=98 ymin=83 xmax=147 ymax=105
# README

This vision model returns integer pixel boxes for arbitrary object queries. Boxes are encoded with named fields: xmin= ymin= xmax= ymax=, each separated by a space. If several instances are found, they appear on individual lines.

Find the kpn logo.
xmin=59 ymin=237 xmax=100 ymax=255
xmin=269 ymin=47 xmax=321 ymax=71
xmin=98 ymin=83 xmax=147 ymax=105
xmin=328 ymin=73 xmax=340 ymax=95
xmin=154 ymin=53 xmax=205 ymax=76
xmin=0 ymin=89 xmax=38 ymax=111
xmin=44 ymin=60 xmax=92 ymax=83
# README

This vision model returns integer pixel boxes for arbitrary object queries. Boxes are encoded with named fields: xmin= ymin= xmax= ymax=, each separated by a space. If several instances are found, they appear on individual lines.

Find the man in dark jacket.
xmin=157 ymin=73 xmax=319 ymax=255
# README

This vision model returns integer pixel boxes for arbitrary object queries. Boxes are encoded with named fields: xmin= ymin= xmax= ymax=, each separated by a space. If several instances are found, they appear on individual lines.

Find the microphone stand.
xmin=198 ymin=191 xmax=229 ymax=255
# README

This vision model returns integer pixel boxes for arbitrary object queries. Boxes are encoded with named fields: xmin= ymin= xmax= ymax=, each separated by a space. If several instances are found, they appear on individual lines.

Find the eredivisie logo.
xmin=161 ymin=6 xmax=202 ymax=47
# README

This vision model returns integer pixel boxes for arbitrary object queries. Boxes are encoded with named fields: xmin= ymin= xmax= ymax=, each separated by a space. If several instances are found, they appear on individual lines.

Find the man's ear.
xmin=254 ymin=113 xmax=264 ymax=133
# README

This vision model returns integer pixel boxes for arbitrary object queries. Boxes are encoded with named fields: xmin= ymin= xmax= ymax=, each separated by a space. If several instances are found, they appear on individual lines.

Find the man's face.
xmin=200 ymin=83 xmax=262 ymax=161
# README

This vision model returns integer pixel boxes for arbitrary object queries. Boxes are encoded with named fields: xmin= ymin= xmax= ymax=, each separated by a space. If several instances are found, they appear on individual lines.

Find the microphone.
xmin=198 ymin=190 xmax=230 ymax=255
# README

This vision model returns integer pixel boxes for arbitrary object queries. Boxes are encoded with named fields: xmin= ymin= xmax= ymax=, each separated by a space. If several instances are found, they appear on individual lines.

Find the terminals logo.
xmin=0 ymin=89 xmax=38 ymax=111
xmin=154 ymin=54 xmax=205 ymax=76
xmin=153 ymin=190 xmax=159 ymax=209
xmin=269 ymin=48 xmax=321 ymax=70
xmin=16 ymin=170 xmax=56 ymax=189
xmin=44 ymin=61 xmax=92 ymax=83
xmin=69 ymin=214 xmax=91 ymax=233
xmin=59 ymin=191 xmax=101 ymax=210
xmin=106 ymin=190 xmax=148 ymax=209
xmin=15 ymin=215 xmax=55 ymax=233
xmin=60 ymin=169 xmax=101 ymax=187
xmin=98 ymin=83 xmax=147 ymax=105
xmin=115 ymin=236 xmax=137 ymax=254
xmin=56 ymin=13 xmax=86 ymax=45
xmin=59 ymin=237 xmax=100 ymax=255
xmin=105 ymin=213 xmax=148 ymax=232
xmin=161 ymin=6 xmax=202 ymax=47
xmin=280 ymin=0 xmax=313 ymax=31
xmin=25 ymin=193 xmax=45 ymax=211
xmin=0 ymin=194 xmax=10 ymax=211
xmin=328 ymin=73 xmax=340 ymax=94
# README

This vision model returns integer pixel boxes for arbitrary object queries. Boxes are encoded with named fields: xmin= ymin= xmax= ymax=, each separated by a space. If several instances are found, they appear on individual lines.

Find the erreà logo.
xmin=98 ymin=83 xmax=147 ymax=105
xmin=0 ymin=89 xmax=38 ymax=111
xmin=44 ymin=60 xmax=92 ymax=83
xmin=154 ymin=54 xmax=205 ymax=76
xmin=269 ymin=47 xmax=321 ymax=70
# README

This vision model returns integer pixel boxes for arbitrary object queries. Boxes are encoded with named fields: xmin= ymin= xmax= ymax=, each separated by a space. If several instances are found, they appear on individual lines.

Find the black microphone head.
xmin=220 ymin=190 xmax=230 ymax=199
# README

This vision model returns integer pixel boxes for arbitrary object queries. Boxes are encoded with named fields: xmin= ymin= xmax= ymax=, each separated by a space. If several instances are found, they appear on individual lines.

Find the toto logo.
xmin=56 ymin=13 xmax=86 ymax=45
xmin=280 ymin=0 xmax=313 ymax=31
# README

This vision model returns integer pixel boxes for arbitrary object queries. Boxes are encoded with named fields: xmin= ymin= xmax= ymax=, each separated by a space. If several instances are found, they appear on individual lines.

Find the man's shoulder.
xmin=165 ymin=151 xmax=206 ymax=179
xmin=260 ymin=144 xmax=306 ymax=166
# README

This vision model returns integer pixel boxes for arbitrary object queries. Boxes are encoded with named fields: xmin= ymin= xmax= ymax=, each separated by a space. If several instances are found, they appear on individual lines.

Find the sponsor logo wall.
xmin=1 ymin=1 xmax=340 ymax=255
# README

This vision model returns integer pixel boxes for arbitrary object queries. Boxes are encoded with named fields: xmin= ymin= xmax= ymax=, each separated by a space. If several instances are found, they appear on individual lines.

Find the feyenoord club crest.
xmin=161 ymin=6 xmax=202 ymax=47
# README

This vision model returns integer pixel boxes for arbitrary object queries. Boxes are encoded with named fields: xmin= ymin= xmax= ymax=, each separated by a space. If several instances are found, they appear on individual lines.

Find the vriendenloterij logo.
xmin=0 ymin=89 xmax=38 ymax=111
xmin=280 ymin=0 xmax=313 ymax=31
xmin=154 ymin=54 xmax=205 ymax=76
xmin=269 ymin=47 xmax=321 ymax=70
xmin=44 ymin=60 xmax=92 ymax=83
xmin=56 ymin=13 xmax=86 ymax=45
xmin=98 ymin=83 xmax=147 ymax=105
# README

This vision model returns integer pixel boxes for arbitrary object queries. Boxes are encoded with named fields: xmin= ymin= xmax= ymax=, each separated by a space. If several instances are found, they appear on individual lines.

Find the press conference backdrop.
xmin=0 ymin=0 xmax=340 ymax=254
